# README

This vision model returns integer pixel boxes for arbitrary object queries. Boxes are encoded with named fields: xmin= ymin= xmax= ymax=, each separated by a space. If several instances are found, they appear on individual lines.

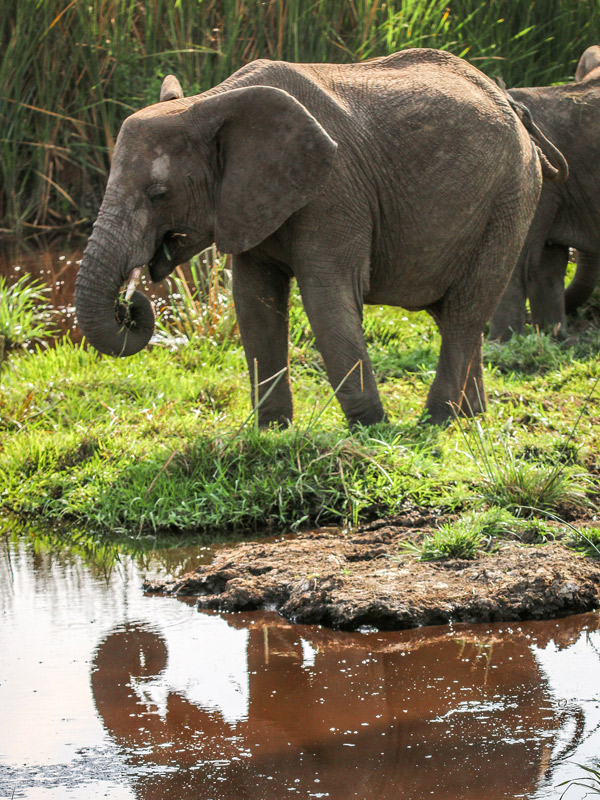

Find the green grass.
xmin=395 ymin=506 xmax=563 ymax=562
xmin=1 ymin=256 xmax=600 ymax=542
xmin=567 ymin=526 xmax=600 ymax=558
xmin=2 ymin=0 xmax=600 ymax=234
xmin=0 ymin=273 xmax=57 ymax=352
xmin=403 ymin=515 xmax=492 ymax=561
xmin=558 ymin=763 xmax=600 ymax=798
xmin=454 ymin=390 xmax=595 ymax=516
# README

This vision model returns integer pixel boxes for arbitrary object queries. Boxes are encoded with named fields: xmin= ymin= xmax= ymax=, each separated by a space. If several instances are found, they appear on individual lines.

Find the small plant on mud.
xmin=397 ymin=509 xmax=505 ymax=561
xmin=0 ymin=274 xmax=56 ymax=352
xmin=567 ymin=525 xmax=600 ymax=558
xmin=395 ymin=506 xmax=564 ymax=562
xmin=418 ymin=519 xmax=488 ymax=560
xmin=515 ymin=516 xmax=559 ymax=544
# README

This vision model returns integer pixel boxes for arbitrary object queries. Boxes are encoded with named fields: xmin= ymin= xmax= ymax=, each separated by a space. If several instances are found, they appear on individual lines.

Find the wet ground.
xmin=1 ymin=534 xmax=600 ymax=799
xmin=146 ymin=515 xmax=600 ymax=629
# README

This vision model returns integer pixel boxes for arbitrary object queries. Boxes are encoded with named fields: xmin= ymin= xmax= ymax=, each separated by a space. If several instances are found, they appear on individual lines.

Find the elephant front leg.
xmin=232 ymin=254 xmax=293 ymax=427
xmin=527 ymin=244 xmax=569 ymax=339
xmin=298 ymin=280 xmax=385 ymax=427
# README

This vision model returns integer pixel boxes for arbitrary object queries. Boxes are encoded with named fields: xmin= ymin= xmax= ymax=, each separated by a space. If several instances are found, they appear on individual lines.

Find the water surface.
xmin=1 ymin=536 xmax=600 ymax=799
xmin=0 ymin=240 xmax=188 ymax=342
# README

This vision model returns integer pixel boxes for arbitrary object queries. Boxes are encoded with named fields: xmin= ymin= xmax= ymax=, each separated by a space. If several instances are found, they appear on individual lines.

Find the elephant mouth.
xmin=148 ymin=231 xmax=187 ymax=282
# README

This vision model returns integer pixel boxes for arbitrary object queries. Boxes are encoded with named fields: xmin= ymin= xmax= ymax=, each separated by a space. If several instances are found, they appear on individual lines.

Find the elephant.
xmin=489 ymin=45 xmax=600 ymax=341
xmin=75 ymin=48 xmax=544 ymax=427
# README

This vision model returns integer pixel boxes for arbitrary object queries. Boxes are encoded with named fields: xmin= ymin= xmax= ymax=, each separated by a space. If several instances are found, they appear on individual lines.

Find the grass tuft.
xmin=484 ymin=331 xmax=566 ymax=375
xmin=0 ymin=273 xmax=57 ymax=352
xmin=567 ymin=526 xmax=600 ymax=558
xmin=455 ymin=413 xmax=592 ymax=517
xmin=416 ymin=518 xmax=490 ymax=561
xmin=396 ymin=506 xmax=563 ymax=562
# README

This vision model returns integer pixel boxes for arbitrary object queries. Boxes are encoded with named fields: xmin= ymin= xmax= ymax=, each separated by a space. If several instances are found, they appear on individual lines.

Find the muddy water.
xmin=1 ymin=537 xmax=600 ymax=799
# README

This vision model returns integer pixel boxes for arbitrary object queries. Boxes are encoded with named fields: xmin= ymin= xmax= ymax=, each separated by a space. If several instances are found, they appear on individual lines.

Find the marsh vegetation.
xmin=2 ymin=0 xmax=600 ymax=236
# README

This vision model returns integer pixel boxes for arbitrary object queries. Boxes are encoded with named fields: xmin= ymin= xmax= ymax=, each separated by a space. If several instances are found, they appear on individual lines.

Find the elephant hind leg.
xmin=425 ymin=205 xmax=532 ymax=424
xmin=425 ymin=305 xmax=486 ymax=425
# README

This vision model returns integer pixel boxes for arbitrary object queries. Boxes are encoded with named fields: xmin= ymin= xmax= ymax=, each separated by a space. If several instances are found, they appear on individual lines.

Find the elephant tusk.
xmin=125 ymin=267 xmax=143 ymax=301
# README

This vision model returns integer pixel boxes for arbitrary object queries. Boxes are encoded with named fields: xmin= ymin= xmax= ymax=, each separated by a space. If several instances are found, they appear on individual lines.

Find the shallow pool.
xmin=1 ymin=536 xmax=599 ymax=799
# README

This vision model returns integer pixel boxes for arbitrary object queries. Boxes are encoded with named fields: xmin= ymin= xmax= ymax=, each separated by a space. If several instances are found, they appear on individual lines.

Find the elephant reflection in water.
xmin=91 ymin=614 xmax=598 ymax=800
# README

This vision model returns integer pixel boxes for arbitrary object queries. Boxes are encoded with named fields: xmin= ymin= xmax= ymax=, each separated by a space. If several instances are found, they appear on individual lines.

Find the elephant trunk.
xmin=565 ymin=251 xmax=600 ymax=316
xmin=75 ymin=225 xmax=155 ymax=357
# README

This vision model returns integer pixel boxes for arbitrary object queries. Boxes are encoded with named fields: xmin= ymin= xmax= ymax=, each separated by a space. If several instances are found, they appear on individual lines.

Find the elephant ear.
xmin=160 ymin=74 xmax=184 ymax=101
xmin=575 ymin=45 xmax=600 ymax=82
xmin=193 ymin=85 xmax=338 ymax=254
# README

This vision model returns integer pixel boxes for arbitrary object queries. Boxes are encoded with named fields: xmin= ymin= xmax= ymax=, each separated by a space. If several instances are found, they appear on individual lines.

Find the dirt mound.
xmin=144 ymin=517 xmax=600 ymax=630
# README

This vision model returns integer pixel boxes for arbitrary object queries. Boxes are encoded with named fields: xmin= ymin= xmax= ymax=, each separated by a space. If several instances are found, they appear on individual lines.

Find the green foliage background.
xmin=2 ymin=0 xmax=600 ymax=235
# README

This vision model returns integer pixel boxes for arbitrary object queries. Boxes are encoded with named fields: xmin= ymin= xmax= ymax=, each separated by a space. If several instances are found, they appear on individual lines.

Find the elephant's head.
xmin=575 ymin=45 xmax=600 ymax=82
xmin=75 ymin=79 xmax=337 ymax=357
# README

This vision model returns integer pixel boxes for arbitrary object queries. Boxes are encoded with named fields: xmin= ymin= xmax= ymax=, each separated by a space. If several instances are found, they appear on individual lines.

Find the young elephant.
xmin=489 ymin=45 xmax=600 ymax=341
xmin=75 ymin=49 xmax=542 ymax=427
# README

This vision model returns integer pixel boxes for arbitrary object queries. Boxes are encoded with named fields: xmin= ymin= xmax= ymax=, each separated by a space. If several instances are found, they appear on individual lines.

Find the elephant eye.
xmin=148 ymin=185 xmax=169 ymax=204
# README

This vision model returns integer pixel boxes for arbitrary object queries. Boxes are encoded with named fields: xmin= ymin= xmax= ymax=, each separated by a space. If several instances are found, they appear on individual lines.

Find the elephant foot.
xmin=258 ymin=412 xmax=292 ymax=429
xmin=344 ymin=402 xmax=386 ymax=428
xmin=348 ymin=411 xmax=389 ymax=429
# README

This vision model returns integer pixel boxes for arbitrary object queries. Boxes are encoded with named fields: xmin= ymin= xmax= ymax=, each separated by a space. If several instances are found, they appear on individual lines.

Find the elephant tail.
xmin=506 ymin=95 xmax=569 ymax=185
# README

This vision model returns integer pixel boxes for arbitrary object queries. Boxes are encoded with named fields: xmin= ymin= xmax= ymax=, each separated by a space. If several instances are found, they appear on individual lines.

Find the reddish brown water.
xmin=0 ymin=240 xmax=186 ymax=343
xmin=0 ymin=239 xmax=84 ymax=340
xmin=1 ymin=536 xmax=599 ymax=800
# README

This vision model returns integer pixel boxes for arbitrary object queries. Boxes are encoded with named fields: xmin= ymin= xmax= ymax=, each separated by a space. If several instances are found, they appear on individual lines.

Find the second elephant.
xmin=490 ymin=45 xmax=600 ymax=341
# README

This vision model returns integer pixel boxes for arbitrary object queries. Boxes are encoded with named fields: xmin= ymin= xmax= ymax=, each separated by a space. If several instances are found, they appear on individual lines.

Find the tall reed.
xmin=2 ymin=0 xmax=599 ymax=235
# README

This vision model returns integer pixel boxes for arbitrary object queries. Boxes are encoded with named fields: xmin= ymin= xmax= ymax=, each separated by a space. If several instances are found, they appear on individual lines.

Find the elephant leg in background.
xmin=232 ymin=253 xmax=293 ymax=428
xmin=565 ymin=250 xmax=600 ymax=316
xmin=488 ymin=257 xmax=527 ymax=342
xmin=527 ymin=243 xmax=569 ymax=339
xmin=297 ymin=275 xmax=385 ymax=428
xmin=427 ymin=303 xmax=485 ymax=421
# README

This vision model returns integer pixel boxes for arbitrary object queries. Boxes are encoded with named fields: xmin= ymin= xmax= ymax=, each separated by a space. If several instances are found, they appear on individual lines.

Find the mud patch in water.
xmin=145 ymin=520 xmax=600 ymax=629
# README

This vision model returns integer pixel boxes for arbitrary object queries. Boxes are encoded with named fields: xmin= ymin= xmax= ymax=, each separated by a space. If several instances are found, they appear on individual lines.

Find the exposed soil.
xmin=144 ymin=512 xmax=600 ymax=630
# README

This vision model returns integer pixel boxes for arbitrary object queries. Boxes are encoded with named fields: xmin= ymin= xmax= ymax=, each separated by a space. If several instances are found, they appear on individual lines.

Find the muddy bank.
xmin=144 ymin=515 xmax=600 ymax=630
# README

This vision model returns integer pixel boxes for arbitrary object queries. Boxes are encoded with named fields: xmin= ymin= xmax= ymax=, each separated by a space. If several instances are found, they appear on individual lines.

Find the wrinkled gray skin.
xmin=75 ymin=49 xmax=542 ymax=427
xmin=490 ymin=45 xmax=600 ymax=341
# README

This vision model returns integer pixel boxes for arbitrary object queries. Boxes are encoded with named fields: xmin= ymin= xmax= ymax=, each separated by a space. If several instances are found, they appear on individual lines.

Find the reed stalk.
xmin=2 ymin=0 xmax=599 ymax=235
